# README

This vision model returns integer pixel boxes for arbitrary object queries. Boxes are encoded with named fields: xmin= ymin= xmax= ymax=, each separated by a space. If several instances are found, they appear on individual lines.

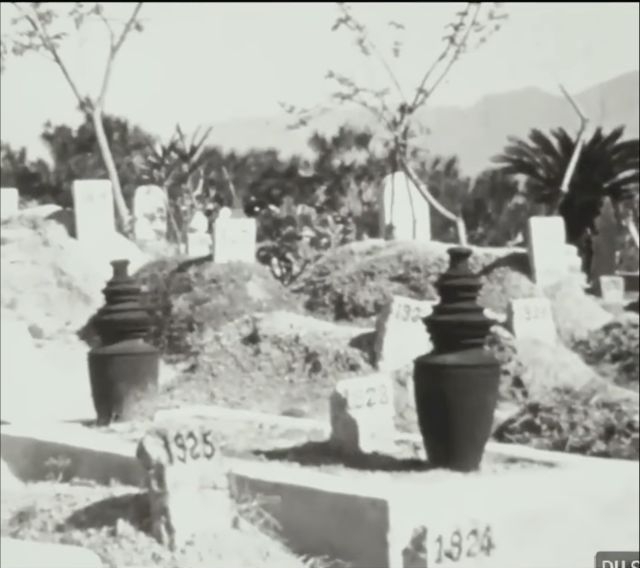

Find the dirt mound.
xmin=1 ymin=214 xmax=104 ymax=338
xmin=158 ymin=311 xmax=373 ymax=418
xmin=295 ymin=240 xmax=538 ymax=321
xmin=134 ymin=259 xmax=302 ymax=357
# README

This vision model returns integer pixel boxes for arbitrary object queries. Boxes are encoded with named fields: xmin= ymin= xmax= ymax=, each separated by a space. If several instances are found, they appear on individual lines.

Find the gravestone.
xmin=187 ymin=210 xmax=211 ymax=257
xmin=213 ymin=218 xmax=257 ymax=264
xmin=374 ymin=295 xmax=435 ymax=371
xmin=599 ymin=275 xmax=625 ymax=303
xmin=136 ymin=422 xmax=231 ymax=550
xmin=590 ymin=197 xmax=618 ymax=293
xmin=72 ymin=180 xmax=115 ymax=244
xmin=134 ymin=185 xmax=167 ymax=242
xmin=329 ymin=374 xmax=395 ymax=455
xmin=527 ymin=216 xmax=567 ymax=288
xmin=380 ymin=171 xmax=431 ymax=241
xmin=1 ymin=538 xmax=103 ymax=568
xmin=0 ymin=187 xmax=19 ymax=220
xmin=401 ymin=520 xmax=496 ymax=567
xmin=506 ymin=297 xmax=557 ymax=344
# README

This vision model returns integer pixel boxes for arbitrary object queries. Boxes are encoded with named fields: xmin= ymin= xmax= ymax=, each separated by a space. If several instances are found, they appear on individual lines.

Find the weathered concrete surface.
xmin=1 ymin=538 xmax=103 ymax=568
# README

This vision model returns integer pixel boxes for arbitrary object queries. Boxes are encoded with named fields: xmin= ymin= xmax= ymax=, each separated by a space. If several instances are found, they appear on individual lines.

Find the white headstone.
xmin=218 ymin=206 xmax=232 ymax=219
xmin=213 ymin=218 xmax=257 ymax=264
xmin=136 ymin=422 xmax=231 ymax=551
xmin=401 ymin=521 xmax=496 ymax=567
xmin=72 ymin=180 xmax=115 ymax=244
xmin=374 ymin=295 xmax=435 ymax=371
xmin=527 ymin=216 xmax=567 ymax=288
xmin=1 ymin=538 xmax=104 ymax=568
xmin=134 ymin=185 xmax=166 ymax=242
xmin=0 ymin=187 xmax=19 ymax=220
xmin=380 ymin=171 xmax=431 ymax=241
xmin=599 ymin=275 xmax=625 ymax=303
xmin=329 ymin=374 xmax=395 ymax=455
xmin=506 ymin=297 xmax=557 ymax=343
xmin=187 ymin=211 xmax=211 ymax=257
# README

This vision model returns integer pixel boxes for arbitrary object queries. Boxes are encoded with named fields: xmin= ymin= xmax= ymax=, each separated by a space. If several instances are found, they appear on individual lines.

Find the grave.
xmin=137 ymin=421 xmax=232 ymax=550
xmin=506 ymin=297 xmax=557 ymax=344
xmin=213 ymin=217 xmax=257 ymax=264
xmin=590 ymin=197 xmax=618 ymax=290
xmin=71 ymin=179 xmax=116 ymax=244
xmin=599 ymin=275 xmax=625 ymax=303
xmin=380 ymin=171 xmax=431 ymax=241
xmin=186 ymin=210 xmax=211 ymax=257
xmin=1 ymin=187 xmax=19 ymax=220
xmin=1 ymin=538 xmax=103 ymax=568
xmin=374 ymin=295 xmax=435 ymax=371
xmin=133 ymin=184 xmax=166 ymax=243
xmin=527 ymin=216 xmax=567 ymax=288
xmin=329 ymin=374 xmax=395 ymax=455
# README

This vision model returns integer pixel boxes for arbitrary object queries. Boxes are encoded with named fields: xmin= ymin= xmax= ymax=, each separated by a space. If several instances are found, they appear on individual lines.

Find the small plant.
xmin=493 ymin=386 xmax=639 ymax=460
xmin=44 ymin=455 xmax=72 ymax=482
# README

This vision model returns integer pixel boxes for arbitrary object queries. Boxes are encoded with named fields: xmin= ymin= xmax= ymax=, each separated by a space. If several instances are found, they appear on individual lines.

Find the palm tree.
xmin=492 ymin=126 xmax=639 ymax=248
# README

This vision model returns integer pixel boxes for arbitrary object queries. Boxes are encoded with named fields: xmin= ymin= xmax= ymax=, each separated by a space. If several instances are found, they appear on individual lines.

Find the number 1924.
xmin=433 ymin=526 xmax=495 ymax=563
xmin=168 ymin=430 xmax=216 ymax=464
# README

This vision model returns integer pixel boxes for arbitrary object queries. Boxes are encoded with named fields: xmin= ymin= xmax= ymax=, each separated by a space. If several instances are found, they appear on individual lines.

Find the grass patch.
xmin=1 ymin=483 xmax=341 ymax=568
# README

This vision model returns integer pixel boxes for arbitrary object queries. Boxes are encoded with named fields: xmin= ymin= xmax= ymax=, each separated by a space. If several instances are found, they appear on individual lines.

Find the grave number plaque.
xmin=169 ymin=429 xmax=216 ymax=463
xmin=431 ymin=525 xmax=495 ymax=564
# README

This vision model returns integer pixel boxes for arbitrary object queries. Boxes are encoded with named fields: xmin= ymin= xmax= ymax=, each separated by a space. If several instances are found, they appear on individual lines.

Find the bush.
xmin=573 ymin=317 xmax=639 ymax=391
xmin=295 ymin=240 xmax=538 ymax=321
xmin=493 ymin=386 xmax=639 ymax=460
xmin=133 ymin=257 xmax=301 ymax=357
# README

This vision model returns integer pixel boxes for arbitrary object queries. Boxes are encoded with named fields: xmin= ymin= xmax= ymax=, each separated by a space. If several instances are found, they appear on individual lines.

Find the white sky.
xmin=1 ymin=2 xmax=639 ymax=157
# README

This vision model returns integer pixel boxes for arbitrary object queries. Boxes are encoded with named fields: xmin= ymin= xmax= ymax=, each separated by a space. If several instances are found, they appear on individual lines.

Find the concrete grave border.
xmin=2 ymin=406 xmax=637 ymax=567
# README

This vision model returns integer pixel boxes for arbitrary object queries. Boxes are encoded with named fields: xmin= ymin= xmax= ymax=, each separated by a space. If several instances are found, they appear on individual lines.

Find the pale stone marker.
xmin=374 ymin=295 xmax=435 ymax=371
xmin=380 ymin=171 xmax=431 ymax=241
xmin=136 ymin=422 xmax=232 ymax=550
xmin=506 ymin=297 xmax=557 ymax=343
xmin=527 ymin=216 xmax=567 ymax=288
xmin=599 ymin=275 xmax=625 ymax=303
xmin=591 ymin=197 xmax=618 ymax=291
xmin=0 ymin=187 xmax=19 ymax=220
xmin=213 ymin=217 xmax=257 ymax=264
xmin=134 ymin=185 xmax=166 ymax=242
xmin=187 ymin=210 xmax=211 ymax=257
xmin=1 ymin=538 xmax=103 ymax=568
xmin=72 ymin=180 xmax=115 ymax=244
xmin=329 ymin=374 xmax=395 ymax=455
xmin=401 ymin=520 xmax=496 ymax=567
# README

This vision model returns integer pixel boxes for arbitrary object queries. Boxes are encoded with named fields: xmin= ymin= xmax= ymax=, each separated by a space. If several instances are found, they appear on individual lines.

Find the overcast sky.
xmin=1 ymin=2 xmax=638 ymax=157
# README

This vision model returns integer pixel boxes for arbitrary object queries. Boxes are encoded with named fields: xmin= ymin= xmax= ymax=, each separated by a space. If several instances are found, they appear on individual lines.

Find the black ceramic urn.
xmin=413 ymin=247 xmax=500 ymax=472
xmin=88 ymin=259 xmax=159 ymax=424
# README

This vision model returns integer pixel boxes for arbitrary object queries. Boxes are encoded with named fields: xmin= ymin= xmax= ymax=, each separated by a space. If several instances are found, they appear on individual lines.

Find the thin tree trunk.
xmin=91 ymin=108 xmax=132 ymax=236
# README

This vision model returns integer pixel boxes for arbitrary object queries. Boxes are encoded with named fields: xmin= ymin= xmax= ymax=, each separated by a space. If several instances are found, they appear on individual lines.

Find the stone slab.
xmin=1 ymin=187 xmax=19 ymax=220
xmin=213 ymin=217 xmax=257 ymax=263
xmin=0 ymin=538 xmax=103 ymax=568
xmin=2 ymin=414 xmax=637 ymax=568
xmin=527 ymin=216 xmax=567 ymax=288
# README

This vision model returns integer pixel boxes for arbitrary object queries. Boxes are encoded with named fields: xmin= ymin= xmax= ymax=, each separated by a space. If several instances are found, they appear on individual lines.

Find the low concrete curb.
xmin=1 ymin=538 xmax=103 ymax=568
xmin=2 ymin=408 xmax=638 ymax=568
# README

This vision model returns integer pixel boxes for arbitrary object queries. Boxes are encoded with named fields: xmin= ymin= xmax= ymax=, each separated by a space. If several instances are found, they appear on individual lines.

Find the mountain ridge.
xmin=205 ymin=69 xmax=640 ymax=176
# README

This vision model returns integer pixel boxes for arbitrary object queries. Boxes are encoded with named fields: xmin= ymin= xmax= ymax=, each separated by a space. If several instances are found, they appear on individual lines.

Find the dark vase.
xmin=88 ymin=259 xmax=160 ymax=425
xmin=413 ymin=246 xmax=500 ymax=472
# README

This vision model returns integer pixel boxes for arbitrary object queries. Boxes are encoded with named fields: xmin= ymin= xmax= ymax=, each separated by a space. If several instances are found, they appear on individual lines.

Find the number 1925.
xmin=168 ymin=430 xmax=215 ymax=463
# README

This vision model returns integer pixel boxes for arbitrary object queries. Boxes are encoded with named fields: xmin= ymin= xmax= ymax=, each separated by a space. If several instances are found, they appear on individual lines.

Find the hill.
xmin=205 ymin=70 xmax=640 ymax=176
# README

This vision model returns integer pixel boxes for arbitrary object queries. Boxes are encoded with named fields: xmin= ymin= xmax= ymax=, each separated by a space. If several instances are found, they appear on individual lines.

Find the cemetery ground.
xmin=1 ymin=481 xmax=327 ymax=567
xmin=1 ymin=206 xmax=639 ymax=565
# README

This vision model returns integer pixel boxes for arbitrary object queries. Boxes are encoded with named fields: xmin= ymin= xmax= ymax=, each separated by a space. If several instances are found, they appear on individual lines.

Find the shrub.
xmin=493 ymin=386 xmax=639 ymax=460
xmin=133 ymin=257 xmax=301 ymax=357
xmin=572 ymin=317 xmax=639 ymax=391
xmin=295 ymin=240 xmax=538 ymax=321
